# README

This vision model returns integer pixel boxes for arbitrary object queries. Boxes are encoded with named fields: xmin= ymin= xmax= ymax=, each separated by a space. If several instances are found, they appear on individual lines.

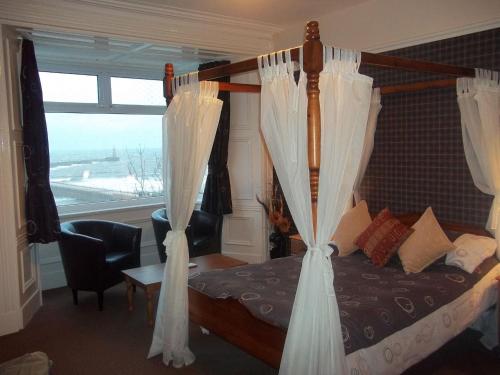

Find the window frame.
xmin=42 ymin=65 xmax=168 ymax=216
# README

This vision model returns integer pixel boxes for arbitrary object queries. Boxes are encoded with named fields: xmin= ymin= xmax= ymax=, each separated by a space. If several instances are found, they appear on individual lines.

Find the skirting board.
xmin=22 ymin=288 xmax=41 ymax=327
xmin=221 ymin=250 xmax=265 ymax=264
xmin=0 ymin=309 xmax=22 ymax=336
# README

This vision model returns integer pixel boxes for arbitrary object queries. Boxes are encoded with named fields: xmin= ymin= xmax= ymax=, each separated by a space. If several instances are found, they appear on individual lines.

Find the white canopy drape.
xmin=353 ymin=88 xmax=382 ymax=203
xmin=457 ymin=69 xmax=500 ymax=257
xmin=259 ymin=47 xmax=373 ymax=375
xmin=148 ymin=74 xmax=222 ymax=367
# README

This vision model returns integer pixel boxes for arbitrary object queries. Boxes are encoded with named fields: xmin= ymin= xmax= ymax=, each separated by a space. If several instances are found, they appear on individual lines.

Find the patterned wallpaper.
xmin=358 ymin=27 xmax=499 ymax=227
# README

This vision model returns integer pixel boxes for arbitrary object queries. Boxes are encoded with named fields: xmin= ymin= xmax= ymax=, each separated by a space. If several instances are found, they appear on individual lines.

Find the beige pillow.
xmin=332 ymin=200 xmax=372 ymax=256
xmin=398 ymin=207 xmax=455 ymax=273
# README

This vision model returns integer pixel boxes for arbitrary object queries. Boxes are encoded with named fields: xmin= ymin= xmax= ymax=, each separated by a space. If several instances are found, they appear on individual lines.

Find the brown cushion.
xmin=332 ymin=200 xmax=372 ymax=256
xmin=398 ymin=207 xmax=455 ymax=273
xmin=355 ymin=208 xmax=413 ymax=267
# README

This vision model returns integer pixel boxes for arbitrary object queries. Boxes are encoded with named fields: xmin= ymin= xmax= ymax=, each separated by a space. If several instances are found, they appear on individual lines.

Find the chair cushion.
xmin=106 ymin=251 xmax=135 ymax=271
xmin=192 ymin=236 xmax=211 ymax=247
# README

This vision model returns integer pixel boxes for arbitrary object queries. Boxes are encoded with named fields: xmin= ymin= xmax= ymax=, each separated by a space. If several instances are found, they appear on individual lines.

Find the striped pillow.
xmin=355 ymin=208 xmax=413 ymax=267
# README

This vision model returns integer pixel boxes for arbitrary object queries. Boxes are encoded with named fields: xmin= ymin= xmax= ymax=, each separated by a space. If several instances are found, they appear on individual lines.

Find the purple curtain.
xmin=20 ymin=39 xmax=60 ymax=244
xmin=199 ymin=61 xmax=233 ymax=215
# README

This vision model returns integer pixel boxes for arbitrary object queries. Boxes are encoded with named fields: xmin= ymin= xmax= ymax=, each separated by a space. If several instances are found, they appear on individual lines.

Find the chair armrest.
xmin=58 ymin=232 xmax=107 ymax=287
xmin=185 ymin=224 xmax=194 ymax=245
xmin=193 ymin=214 xmax=219 ymax=238
xmin=111 ymin=223 xmax=142 ymax=254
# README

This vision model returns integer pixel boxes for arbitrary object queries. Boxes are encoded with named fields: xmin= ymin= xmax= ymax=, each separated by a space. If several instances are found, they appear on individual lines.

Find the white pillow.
xmin=445 ymin=234 xmax=497 ymax=273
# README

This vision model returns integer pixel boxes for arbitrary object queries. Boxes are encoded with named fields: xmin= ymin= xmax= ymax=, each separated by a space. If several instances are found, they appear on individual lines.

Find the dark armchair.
xmin=151 ymin=208 xmax=222 ymax=262
xmin=58 ymin=220 xmax=142 ymax=310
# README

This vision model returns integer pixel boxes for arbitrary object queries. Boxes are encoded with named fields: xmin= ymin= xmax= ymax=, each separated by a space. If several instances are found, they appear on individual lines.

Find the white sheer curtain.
xmin=353 ymin=88 xmax=382 ymax=203
xmin=457 ymin=69 xmax=500 ymax=257
xmin=259 ymin=47 xmax=373 ymax=375
xmin=148 ymin=73 xmax=222 ymax=367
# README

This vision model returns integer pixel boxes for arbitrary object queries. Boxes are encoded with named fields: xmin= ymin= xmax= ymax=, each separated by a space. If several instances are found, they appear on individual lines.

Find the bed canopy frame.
xmin=163 ymin=20 xmax=474 ymax=236
xmin=161 ymin=21 xmax=485 ymax=368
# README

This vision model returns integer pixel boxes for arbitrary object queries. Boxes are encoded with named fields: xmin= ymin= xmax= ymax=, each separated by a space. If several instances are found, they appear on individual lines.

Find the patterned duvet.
xmin=188 ymin=251 xmax=498 ymax=355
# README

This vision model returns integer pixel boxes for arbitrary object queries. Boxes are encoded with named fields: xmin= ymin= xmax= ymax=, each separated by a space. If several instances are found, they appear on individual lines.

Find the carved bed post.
xmin=164 ymin=63 xmax=174 ymax=105
xmin=303 ymin=21 xmax=323 ymax=237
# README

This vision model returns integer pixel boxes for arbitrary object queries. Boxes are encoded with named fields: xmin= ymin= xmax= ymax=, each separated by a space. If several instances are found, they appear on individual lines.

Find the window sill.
xmin=57 ymin=198 xmax=203 ymax=220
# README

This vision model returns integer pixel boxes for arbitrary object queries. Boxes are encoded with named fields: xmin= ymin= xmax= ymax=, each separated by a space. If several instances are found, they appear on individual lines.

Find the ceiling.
xmin=120 ymin=0 xmax=370 ymax=26
xmin=27 ymin=0 xmax=372 ymax=78
xmin=29 ymin=30 xmax=232 ymax=79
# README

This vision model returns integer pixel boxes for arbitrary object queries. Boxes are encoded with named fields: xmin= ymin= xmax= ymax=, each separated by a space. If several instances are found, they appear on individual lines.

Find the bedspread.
xmin=188 ymin=251 xmax=498 ymax=355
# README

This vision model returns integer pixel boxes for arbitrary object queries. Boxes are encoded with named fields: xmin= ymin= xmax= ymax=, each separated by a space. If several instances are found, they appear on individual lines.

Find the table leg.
xmin=146 ymin=288 xmax=154 ymax=327
xmin=125 ymin=277 xmax=134 ymax=312
xmin=497 ymin=277 xmax=500 ymax=346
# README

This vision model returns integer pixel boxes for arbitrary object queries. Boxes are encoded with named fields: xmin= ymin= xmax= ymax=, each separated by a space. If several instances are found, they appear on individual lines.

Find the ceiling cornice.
xmin=0 ymin=0 xmax=281 ymax=56
xmin=76 ymin=0 xmax=283 ymax=32
xmin=362 ymin=17 xmax=500 ymax=53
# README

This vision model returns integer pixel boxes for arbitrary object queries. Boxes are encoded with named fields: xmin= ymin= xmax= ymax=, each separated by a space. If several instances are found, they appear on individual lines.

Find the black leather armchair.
xmin=151 ymin=208 xmax=221 ymax=262
xmin=58 ymin=220 xmax=142 ymax=310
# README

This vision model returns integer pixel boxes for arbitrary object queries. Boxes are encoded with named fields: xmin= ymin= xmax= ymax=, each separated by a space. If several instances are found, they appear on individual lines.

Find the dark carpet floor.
xmin=0 ymin=284 xmax=499 ymax=374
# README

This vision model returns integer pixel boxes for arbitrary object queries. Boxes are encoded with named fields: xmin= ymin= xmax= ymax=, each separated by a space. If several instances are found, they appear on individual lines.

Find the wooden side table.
xmin=122 ymin=254 xmax=247 ymax=326
xmin=289 ymin=233 xmax=306 ymax=255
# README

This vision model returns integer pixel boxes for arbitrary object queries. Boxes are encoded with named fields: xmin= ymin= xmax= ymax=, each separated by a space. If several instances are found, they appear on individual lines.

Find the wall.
xmin=359 ymin=27 xmax=499 ymax=226
xmin=274 ymin=0 xmax=500 ymax=52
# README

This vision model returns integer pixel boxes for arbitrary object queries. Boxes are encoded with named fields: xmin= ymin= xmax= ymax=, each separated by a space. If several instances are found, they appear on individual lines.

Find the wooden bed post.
xmin=164 ymin=63 xmax=174 ymax=105
xmin=303 ymin=21 xmax=323 ymax=237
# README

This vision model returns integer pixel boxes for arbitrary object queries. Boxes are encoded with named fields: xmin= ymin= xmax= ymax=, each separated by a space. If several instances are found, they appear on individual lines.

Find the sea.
xmin=50 ymin=147 xmax=164 ymax=206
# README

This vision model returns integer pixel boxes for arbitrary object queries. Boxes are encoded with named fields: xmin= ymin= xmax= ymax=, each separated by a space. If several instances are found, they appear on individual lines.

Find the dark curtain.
xmin=199 ymin=60 xmax=233 ymax=215
xmin=20 ymin=39 xmax=61 ymax=244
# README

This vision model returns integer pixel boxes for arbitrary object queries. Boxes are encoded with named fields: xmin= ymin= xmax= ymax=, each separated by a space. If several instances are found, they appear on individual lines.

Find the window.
xmin=40 ymin=72 xmax=98 ymax=103
xmin=42 ymin=71 xmax=167 ymax=214
xmin=111 ymin=77 xmax=165 ymax=106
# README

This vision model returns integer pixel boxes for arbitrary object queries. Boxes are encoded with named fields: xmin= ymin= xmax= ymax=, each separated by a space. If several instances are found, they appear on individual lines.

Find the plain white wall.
xmin=274 ymin=0 xmax=500 ymax=52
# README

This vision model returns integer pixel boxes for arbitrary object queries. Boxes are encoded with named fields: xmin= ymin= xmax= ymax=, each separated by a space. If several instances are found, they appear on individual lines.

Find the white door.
xmin=221 ymin=71 xmax=272 ymax=264
xmin=0 ymin=25 xmax=41 ymax=336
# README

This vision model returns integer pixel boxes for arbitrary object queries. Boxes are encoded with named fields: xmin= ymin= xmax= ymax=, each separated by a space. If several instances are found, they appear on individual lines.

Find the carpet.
xmin=0 ymin=284 xmax=498 ymax=374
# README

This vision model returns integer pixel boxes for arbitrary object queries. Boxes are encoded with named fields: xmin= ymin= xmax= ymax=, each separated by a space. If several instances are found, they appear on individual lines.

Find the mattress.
xmin=188 ymin=251 xmax=499 ymax=373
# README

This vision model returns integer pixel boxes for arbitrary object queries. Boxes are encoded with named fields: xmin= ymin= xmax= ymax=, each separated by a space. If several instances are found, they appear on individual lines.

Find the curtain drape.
xmin=457 ymin=69 xmax=500 ymax=257
xmin=258 ymin=47 xmax=373 ymax=375
xmin=148 ymin=74 xmax=222 ymax=367
xmin=199 ymin=61 xmax=233 ymax=215
xmin=353 ymin=88 xmax=382 ymax=203
xmin=20 ymin=39 xmax=60 ymax=244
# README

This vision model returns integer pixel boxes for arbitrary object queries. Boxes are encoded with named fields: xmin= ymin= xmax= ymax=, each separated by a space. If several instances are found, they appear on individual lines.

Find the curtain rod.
xmin=200 ymin=78 xmax=459 ymax=96
xmin=190 ymin=49 xmax=474 ymax=82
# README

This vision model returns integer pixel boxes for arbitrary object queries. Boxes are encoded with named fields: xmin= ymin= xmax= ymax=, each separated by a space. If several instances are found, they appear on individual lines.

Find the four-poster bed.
xmin=158 ymin=21 xmax=499 ymax=373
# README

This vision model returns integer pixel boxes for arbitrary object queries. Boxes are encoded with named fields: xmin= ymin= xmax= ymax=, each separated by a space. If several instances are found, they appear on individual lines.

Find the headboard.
xmin=394 ymin=213 xmax=493 ymax=240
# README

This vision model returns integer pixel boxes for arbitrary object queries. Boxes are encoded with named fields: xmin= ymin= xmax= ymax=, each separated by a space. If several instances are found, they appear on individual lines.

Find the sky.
xmin=46 ymin=113 xmax=163 ymax=152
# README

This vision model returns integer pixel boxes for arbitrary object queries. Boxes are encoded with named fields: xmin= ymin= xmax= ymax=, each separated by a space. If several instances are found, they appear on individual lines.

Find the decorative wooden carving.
xmin=164 ymin=63 xmax=174 ymax=105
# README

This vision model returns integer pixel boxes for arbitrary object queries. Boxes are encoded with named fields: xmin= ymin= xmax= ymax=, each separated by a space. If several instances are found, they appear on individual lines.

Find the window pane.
xmin=40 ymin=72 xmax=98 ymax=103
xmin=46 ymin=113 xmax=163 ymax=207
xmin=111 ymin=77 xmax=164 ymax=106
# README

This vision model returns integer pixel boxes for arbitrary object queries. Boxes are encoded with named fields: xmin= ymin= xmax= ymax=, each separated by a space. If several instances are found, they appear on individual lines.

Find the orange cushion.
xmin=355 ymin=208 xmax=413 ymax=267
